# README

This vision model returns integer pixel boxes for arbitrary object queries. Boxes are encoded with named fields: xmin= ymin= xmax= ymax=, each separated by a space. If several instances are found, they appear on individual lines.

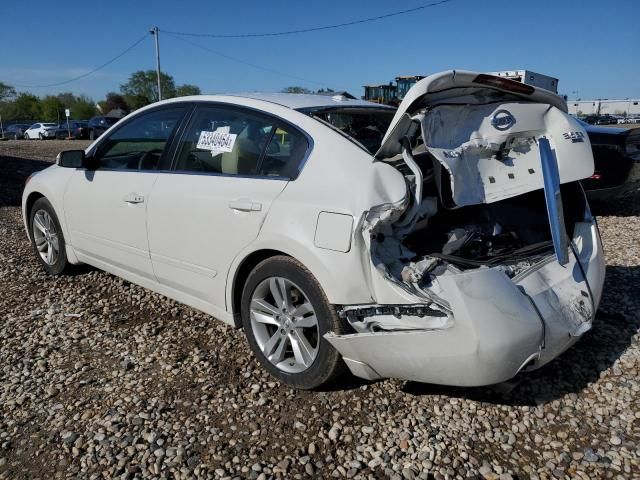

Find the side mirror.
xmin=56 ymin=150 xmax=85 ymax=168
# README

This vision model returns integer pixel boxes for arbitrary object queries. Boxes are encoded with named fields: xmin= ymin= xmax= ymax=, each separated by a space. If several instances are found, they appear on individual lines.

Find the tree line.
xmin=0 ymin=70 xmax=201 ymax=123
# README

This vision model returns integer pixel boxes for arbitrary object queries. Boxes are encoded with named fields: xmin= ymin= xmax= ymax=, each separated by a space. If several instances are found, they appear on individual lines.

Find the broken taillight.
xmin=473 ymin=74 xmax=535 ymax=95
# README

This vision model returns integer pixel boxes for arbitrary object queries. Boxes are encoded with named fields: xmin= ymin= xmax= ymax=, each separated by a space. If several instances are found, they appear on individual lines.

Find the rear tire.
xmin=29 ymin=198 xmax=69 ymax=276
xmin=241 ymin=256 xmax=346 ymax=389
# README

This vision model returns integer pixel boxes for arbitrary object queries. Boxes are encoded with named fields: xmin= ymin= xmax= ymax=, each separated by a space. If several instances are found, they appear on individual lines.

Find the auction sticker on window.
xmin=197 ymin=130 xmax=237 ymax=155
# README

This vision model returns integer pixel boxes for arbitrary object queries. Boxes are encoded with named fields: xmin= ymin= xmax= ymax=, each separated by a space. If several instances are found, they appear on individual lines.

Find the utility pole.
xmin=150 ymin=26 xmax=162 ymax=101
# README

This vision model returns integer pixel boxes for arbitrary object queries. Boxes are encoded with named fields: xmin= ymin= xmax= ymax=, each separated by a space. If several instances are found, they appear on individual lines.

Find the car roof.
xmin=170 ymin=92 xmax=394 ymax=111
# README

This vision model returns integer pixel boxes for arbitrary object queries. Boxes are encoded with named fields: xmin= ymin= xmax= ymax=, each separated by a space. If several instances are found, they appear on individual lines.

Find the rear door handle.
xmin=228 ymin=199 xmax=262 ymax=212
xmin=123 ymin=192 xmax=145 ymax=204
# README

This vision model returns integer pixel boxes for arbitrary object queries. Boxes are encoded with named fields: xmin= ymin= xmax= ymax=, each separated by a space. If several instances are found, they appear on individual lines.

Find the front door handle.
xmin=228 ymin=199 xmax=262 ymax=212
xmin=123 ymin=192 xmax=145 ymax=204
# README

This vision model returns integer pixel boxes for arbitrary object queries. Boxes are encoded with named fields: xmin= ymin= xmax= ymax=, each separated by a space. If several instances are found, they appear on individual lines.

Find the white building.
xmin=488 ymin=70 xmax=559 ymax=93
xmin=567 ymin=99 xmax=640 ymax=116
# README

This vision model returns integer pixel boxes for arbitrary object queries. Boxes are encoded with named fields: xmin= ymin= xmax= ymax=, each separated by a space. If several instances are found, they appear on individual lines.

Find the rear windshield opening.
xmin=307 ymin=107 xmax=395 ymax=154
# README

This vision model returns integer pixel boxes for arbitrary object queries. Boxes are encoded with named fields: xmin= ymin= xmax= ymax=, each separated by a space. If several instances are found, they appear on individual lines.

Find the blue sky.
xmin=2 ymin=0 xmax=639 ymax=102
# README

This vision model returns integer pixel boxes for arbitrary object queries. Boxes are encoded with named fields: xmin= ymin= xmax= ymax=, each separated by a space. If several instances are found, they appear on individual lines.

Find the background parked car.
xmin=88 ymin=116 xmax=120 ymax=140
xmin=2 ymin=123 xmax=31 ymax=140
xmin=23 ymin=123 xmax=57 ymax=140
xmin=55 ymin=121 xmax=89 ymax=139
xmin=617 ymin=116 xmax=640 ymax=124
xmin=584 ymin=114 xmax=618 ymax=125
xmin=579 ymin=120 xmax=640 ymax=201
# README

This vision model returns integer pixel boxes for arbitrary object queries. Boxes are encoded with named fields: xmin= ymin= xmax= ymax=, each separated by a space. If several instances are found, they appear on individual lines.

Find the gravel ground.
xmin=1 ymin=139 xmax=639 ymax=479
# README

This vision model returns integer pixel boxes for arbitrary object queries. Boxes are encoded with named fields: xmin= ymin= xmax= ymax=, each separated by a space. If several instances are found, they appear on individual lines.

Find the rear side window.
xmin=261 ymin=125 xmax=308 ymax=178
xmin=173 ymin=105 xmax=308 ymax=178
xmin=310 ymin=107 xmax=394 ymax=154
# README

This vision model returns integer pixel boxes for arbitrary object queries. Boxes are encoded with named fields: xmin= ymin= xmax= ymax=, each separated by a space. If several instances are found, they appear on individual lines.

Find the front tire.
xmin=241 ymin=256 xmax=346 ymax=389
xmin=29 ymin=198 xmax=69 ymax=275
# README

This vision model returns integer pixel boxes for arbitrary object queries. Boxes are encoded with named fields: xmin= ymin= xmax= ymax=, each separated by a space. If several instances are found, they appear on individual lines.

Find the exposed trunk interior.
xmin=372 ymin=144 xmax=588 ymax=292
xmin=369 ymin=109 xmax=591 ymax=299
xmin=367 ymin=83 xmax=595 ymax=307
xmin=401 ymin=177 xmax=586 ymax=278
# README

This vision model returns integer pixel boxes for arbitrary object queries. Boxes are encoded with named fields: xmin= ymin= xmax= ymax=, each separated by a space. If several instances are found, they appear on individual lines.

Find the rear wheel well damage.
xmin=231 ymin=249 xmax=289 ymax=328
xmin=25 ymin=192 xmax=45 ymax=240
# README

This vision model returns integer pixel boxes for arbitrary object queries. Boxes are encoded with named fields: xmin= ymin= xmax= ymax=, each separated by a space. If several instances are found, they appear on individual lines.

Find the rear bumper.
xmin=326 ymin=221 xmax=605 ymax=387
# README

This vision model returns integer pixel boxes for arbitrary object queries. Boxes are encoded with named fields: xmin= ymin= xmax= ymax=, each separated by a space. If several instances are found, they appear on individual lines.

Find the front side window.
xmin=174 ymin=105 xmax=308 ymax=178
xmin=91 ymin=107 xmax=185 ymax=171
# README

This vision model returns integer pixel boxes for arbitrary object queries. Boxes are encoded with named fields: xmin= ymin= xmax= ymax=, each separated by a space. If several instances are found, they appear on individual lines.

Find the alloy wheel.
xmin=32 ymin=209 xmax=59 ymax=265
xmin=249 ymin=277 xmax=320 ymax=374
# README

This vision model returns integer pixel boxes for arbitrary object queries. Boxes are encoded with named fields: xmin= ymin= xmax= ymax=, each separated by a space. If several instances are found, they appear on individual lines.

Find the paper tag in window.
xmin=197 ymin=130 xmax=237 ymax=155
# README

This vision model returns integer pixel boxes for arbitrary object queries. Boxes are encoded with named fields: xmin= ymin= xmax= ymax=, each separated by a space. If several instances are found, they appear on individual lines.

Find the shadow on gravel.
xmin=0 ymin=155 xmax=52 ymax=207
xmin=402 ymin=265 xmax=640 ymax=406
xmin=589 ymin=189 xmax=640 ymax=217
xmin=317 ymin=372 xmax=372 ymax=392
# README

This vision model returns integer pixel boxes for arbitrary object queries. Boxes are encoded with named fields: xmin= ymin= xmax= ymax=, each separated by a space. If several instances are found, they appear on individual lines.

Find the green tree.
xmin=41 ymin=95 xmax=65 ymax=122
xmin=71 ymin=95 xmax=97 ymax=119
xmin=122 ymin=94 xmax=150 ymax=111
xmin=175 ymin=84 xmax=201 ymax=97
xmin=56 ymin=92 xmax=77 ymax=107
xmin=99 ymin=92 xmax=130 ymax=114
xmin=54 ymin=93 xmax=96 ymax=120
xmin=5 ymin=93 xmax=42 ymax=120
xmin=281 ymin=86 xmax=311 ymax=94
xmin=120 ymin=70 xmax=176 ymax=105
xmin=0 ymin=81 xmax=16 ymax=102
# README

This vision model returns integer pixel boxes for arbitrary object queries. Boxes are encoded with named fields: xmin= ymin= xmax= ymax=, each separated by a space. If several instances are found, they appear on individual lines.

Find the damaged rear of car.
xmin=325 ymin=70 xmax=605 ymax=386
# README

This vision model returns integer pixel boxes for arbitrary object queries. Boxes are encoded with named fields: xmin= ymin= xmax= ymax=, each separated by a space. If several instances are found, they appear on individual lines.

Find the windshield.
xmin=307 ymin=107 xmax=395 ymax=154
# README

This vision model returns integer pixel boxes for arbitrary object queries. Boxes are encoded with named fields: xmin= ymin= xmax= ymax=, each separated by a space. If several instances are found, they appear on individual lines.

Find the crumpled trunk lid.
xmin=375 ymin=70 xmax=594 ymax=207
xmin=376 ymin=70 xmax=568 ymax=159
xmin=422 ymin=102 xmax=593 ymax=207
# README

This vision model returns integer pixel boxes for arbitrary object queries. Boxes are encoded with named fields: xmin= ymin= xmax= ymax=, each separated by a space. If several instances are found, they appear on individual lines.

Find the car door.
xmin=147 ymin=103 xmax=310 ymax=310
xmin=63 ymin=105 xmax=188 ymax=282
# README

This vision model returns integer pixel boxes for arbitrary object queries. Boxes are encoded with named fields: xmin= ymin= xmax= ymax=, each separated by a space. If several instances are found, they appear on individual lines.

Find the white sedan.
xmin=24 ymin=122 xmax=58 ymax=140
xmin=22 ymin=71 xmax=605 ymax=389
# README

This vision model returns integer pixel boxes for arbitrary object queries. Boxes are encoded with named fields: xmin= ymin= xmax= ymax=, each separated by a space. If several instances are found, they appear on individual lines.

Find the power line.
xmin=5 ymin=33 xmax=149 ymax=89
xmin=162 ymin=0 xmax=451 ymax=38
xmin=165 ymin=32 xmax=336 ymax=89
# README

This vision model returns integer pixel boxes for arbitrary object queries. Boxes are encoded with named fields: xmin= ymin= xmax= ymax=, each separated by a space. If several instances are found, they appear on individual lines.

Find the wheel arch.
xmin=230 ymin=249 xmax=291 ymax=328
xmin=24 ymin=191 xmax=46 ymax=241
xmin=23 ymin=187 xmax=80 ymax=265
